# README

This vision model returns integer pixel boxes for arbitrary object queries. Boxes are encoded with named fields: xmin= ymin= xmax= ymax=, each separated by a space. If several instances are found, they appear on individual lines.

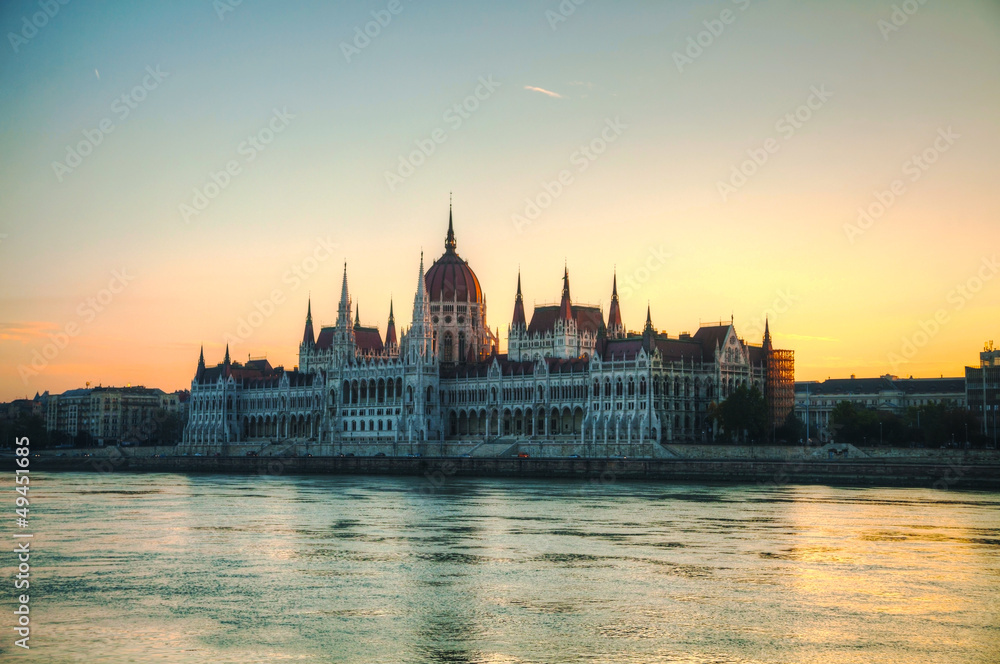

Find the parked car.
xmin=245 ymin=451 xmax=259 ymax=457
xmin=517 ymin=453 xmax=530 ymax=458
xmin=373 ymin=452 xmax=386 ymax=457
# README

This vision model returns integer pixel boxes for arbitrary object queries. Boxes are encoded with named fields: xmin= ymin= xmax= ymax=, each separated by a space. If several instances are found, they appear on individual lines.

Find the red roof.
xmin=354 ymin=326 xmax=384 ymax=354
xmin=315 ymin=327 xmax=335 ymax=350
xmin=527 ymin=305 xmax=604 ymax=336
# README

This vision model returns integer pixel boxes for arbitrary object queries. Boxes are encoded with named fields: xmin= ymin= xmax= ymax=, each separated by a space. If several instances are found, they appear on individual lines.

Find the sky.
xmin=1 ymin=0 xmax=998 ymax=401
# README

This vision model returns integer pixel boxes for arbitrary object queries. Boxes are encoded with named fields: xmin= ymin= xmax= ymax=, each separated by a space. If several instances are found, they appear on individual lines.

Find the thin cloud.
xmin=524 ymin=85 xmax=563 ymax=99
xmin=0 ymin=321 xmax=59 ymax=342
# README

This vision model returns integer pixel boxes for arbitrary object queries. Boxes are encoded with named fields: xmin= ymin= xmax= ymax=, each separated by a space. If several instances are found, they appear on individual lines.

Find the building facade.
xmin=966 ymin=344 xmax=999 ymax=444
xmin=795 ymin=375 xmax=966 ymax=442
xmin=46 ymin=386 xmax=183 ymax=445
xmin=181 ymin=211 xmax=794 ymax=456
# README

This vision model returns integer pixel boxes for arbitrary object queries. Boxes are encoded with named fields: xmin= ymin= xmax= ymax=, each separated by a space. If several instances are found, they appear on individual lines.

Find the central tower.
xmin=423 ymin=206 xmax=497 ymax=364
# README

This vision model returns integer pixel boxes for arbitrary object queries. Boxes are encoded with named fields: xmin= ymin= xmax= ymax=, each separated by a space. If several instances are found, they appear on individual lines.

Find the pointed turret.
xmin=223 ymin=343 xmax=231 ymax=377
xmin=607 ymin=270 xmax=623 ymax=338
xmin=302 ymin=298 xmax=315 ymax=346
xmin=385 ymin=299 xmax=397 ymax=349
xmin=336 ymin=262 xmax=352 ymax=329
xmin=642 ymin=304 xmax=656 ymax=352
xmin=196 ymin=345 xmax=206 ymax=380
xmin=409 ymin=251 xmax=433 ymax=361
xmin=511 ymin=271 xmax=526 ymax=329
xmin=762 ymin=317 xmax=773 ymax=352
xmin=559 ymin=264 xmax=573 ymax=322
xmin=354 ymin=302 xmax=360 ymax=329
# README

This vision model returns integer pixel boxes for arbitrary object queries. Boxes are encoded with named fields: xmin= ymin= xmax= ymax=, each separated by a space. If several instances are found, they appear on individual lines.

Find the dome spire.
xmin=445 ymin=194 xmax=457 ymax=253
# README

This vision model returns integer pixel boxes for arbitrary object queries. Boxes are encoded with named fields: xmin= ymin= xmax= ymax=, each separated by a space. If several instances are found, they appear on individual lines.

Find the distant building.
xmin=795 ymin=375 xmax=966 ymax=441
xmin=966 ymin=343 xmax=999 ymax=442
xmin=46 ymin=386 xmax=183 ymax=446
xmin=0 ymin=395 xmax=44 ymax=420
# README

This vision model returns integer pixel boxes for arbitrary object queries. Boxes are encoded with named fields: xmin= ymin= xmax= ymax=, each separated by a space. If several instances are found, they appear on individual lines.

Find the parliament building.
xmin=181 ymin=210 xmax=794 ymax=457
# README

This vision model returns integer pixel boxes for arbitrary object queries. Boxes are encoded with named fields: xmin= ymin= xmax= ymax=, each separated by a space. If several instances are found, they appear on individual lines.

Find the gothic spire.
xmin=512 ymin=270 xmax=526 ymax=329
xmin=354 ymin=302 xmax=360 ymax=329
xmin=385 ymin=299 xmax=397 ymax=348
xmin=763 ymin=317 xmax=773 ymax=352
xmin=196 ymin=345 xmax=205 ymax=380
xmin=640 ymin=304 xmax=656 ymax=353
xmin=412 ymin=251 xmax=431 ymax=325
xmin=607 ymin=269 xmax=623 ymax=337
xmin=336 ymin=262 xmax=351 ymax=329
xmin=302 ymin=297 xmax=315 ymax=346
xmin=559 ymin=263 xmax=573 ymax=321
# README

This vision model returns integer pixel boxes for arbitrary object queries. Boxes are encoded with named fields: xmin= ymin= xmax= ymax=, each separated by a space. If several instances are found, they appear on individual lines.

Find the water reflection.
xmin=14 ymin=472 xmax=1000 ymax=664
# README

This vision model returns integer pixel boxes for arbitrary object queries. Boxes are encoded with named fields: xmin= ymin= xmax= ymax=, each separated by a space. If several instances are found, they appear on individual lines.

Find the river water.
xmin=6 ymin=472 xmax=999 ymax=663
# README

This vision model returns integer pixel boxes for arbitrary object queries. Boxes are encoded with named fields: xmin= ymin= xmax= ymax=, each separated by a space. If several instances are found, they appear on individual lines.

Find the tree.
xmin=774 ymin=410 xmax=805 ymax=444
xmin=713 ymin=385 xmax=768 ymax=443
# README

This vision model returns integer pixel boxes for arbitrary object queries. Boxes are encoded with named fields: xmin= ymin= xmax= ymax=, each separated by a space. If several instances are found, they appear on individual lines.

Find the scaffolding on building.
xmin=766 ymin=348 xmax=795 ymax=431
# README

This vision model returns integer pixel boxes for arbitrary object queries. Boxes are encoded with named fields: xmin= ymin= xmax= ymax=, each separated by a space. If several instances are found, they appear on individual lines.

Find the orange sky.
xmin=1 ymin=0 xmax=998 ymax=400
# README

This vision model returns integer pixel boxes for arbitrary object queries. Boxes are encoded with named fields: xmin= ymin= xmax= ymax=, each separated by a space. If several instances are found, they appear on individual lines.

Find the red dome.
xmin=425 ymin=251 xmax=483 ymax=303
xmin=424 ymin=212 xmax=483 ymax=303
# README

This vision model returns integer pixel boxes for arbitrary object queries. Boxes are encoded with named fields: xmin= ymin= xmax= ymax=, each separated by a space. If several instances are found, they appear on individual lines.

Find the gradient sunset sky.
xmin=1 ymin=0 xmax=998 ymax=401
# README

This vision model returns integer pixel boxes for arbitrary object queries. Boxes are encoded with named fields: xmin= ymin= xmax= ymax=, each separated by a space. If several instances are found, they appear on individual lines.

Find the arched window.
xmin=458 ymin=332 xmax=466 ymax=362
xmin=443 ymin=332 xmax=454 ymax=363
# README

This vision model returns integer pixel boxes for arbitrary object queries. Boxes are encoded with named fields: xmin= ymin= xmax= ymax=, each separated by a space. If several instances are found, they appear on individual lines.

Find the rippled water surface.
xmin=7 ymin=472 xmax=1000 ymax=663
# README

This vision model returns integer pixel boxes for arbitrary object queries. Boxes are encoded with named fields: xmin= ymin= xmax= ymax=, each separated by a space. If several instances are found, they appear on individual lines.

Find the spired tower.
xmin=423 ymin=205 xmax=497 ymax=364
xmin=401 ymin=251 xmax=440 ymax=443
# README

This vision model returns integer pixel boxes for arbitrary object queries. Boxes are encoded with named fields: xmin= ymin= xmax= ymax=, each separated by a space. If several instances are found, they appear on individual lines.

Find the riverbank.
xmin=27 ymin=454 xmax=1000 ymax=490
